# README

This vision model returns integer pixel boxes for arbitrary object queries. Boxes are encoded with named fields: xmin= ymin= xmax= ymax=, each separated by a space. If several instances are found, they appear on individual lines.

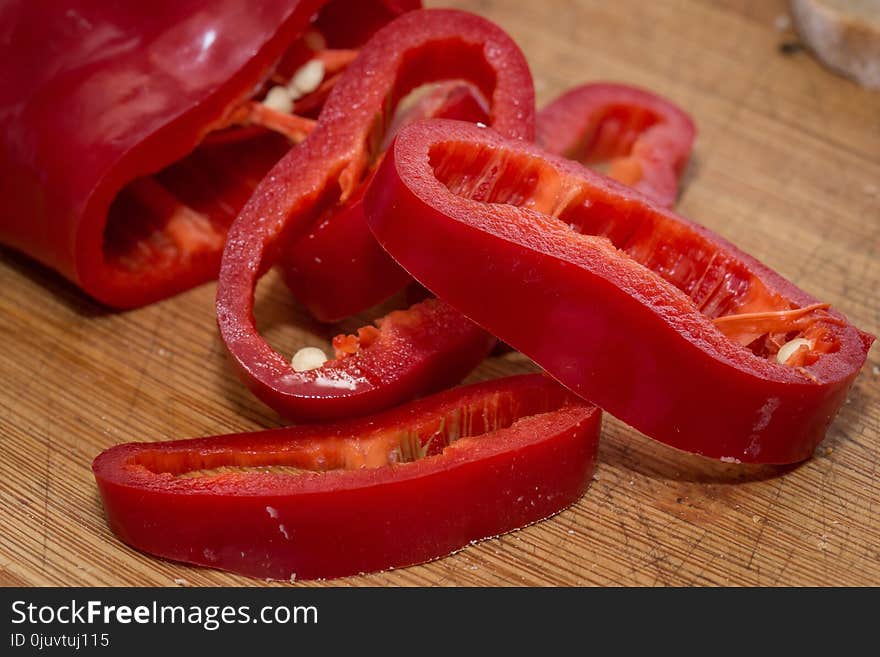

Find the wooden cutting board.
xmin=1 ymin=0 xmax=878 ymax=587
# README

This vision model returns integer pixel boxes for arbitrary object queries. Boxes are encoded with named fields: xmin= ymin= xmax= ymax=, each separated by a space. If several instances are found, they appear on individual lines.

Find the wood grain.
xmin=1 ymin=0 xmax=878 ymax=587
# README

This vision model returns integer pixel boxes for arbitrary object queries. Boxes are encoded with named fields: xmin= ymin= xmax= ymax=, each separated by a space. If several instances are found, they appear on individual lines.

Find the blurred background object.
xmin=791 ymin=0 xmax=880 ymax=88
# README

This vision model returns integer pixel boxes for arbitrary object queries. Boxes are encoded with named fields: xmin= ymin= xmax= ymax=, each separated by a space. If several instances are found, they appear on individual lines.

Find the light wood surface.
xmin=1 ymin=0 xmax=878 ymax=587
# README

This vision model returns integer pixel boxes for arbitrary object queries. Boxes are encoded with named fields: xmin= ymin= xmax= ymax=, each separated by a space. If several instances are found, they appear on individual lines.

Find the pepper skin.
xmin=0 ymin=0 xmax=416 ymax=308
xmin=537 ymin=83 xmax=696 ymax=208
xmin=217 ymin=9 xmax=534 ymax=420
xmin=364 ymin=119 xmax=874 ymax=464
xmin=93 ymin=375 xmax=601 ymax=581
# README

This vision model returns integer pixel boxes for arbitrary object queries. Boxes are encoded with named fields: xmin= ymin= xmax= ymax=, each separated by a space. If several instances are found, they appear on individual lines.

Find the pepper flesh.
xmin=0 ymin=0 xmax=417 ymax=308
xmin=93 ymin=375 xmax=601 ymax=581
xmin=216 ymin=9 xmax=535 ymax=420
xmin=537 ymin=83 xmax=696 ymax=208
xmin=364 ymin=119 xmax=874 ymax=464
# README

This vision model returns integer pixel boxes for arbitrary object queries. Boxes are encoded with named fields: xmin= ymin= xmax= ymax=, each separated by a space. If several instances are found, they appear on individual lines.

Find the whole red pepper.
xmin=364 ymin=119 xmax=874 ymax=464
xmin=93 ymin=375 xmax=601 ymax=581
xmin=216 ymin=9 xmax=535 ymax=420
xmin=0 ymin=0 xmax=416 ymax=308
xmin=537 ymin=82 xmax=696 ymax=208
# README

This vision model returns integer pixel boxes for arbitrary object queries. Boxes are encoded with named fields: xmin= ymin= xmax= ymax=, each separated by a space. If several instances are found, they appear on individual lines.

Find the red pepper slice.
xmin=217 ymin=9 xmax=535 ymax=420
xmin=0 ymin=0 xmax=416 ymax=308
xmin=233 ymin=298 xmax=495 ymax=422
xmin=364 ymin=119 xmax=874 ymax=464
xmin=537 ymin=83 xmax=696 ymax=208
xmin=93 ymin=375 xmax=600 ymax=581
xmin=279 ymin=82 xmax=490 ymax=322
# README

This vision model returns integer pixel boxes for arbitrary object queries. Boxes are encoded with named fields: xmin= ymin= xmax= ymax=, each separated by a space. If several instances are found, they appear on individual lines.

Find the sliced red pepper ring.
xmin=364 ymin=119 xmax=874 ymax=464
xmin=0 ymin=0 xmax=417 ymax=308
xmin=92 ymin=374 xmax=601 ymax=581
xmin=537 ymin=83 xmax=696 ymax=208
xmin=217 ymin=9 xmax=535 ymax=420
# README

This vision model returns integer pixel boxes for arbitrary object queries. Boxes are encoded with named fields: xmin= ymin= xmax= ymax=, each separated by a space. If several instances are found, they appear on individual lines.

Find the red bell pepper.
xmin=217 ymin=9 xmax=535 ymax=420
xmin=364 ymin=119 xmax=874 ymax=464
xmin=0 ymin=0 xmax=417 ymax=308
xmin=537 ymin=83 xmax=696 ymax=208
xmin=93 ymin=374 xmax=601 ymax=581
